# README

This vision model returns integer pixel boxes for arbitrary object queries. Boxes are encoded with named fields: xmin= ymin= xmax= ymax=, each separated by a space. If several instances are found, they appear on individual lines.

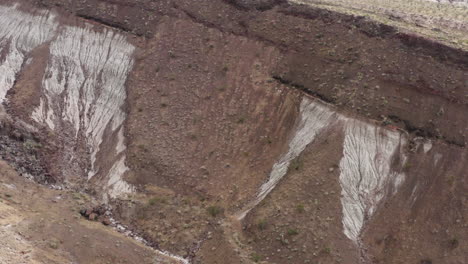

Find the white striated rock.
xmin=423 ymin=141 xmax=433 ymax=153
xmin=115 ymin=127 xmax=127 ymax=155
xmin=338 ymin=119 xmax=406 ymax=242
xmin=31 ymin=24 xmax=135 ymax=197
xmin=238 ymin=98 xmax=338 ymax=219
xmin=238 ymin=96 xmax=407 ymax=245
xmin=106 ymin=156 xmax=133 ymax=198
xmin=0 ymin=4 xmax=57 ymax=102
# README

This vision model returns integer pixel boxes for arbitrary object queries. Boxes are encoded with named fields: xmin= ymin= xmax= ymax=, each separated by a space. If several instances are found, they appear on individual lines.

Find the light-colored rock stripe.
xmin=32 ymin=25 xmax=135 ymax=198
xmin=238 ymin=98 xmax=338 ymax=219
xmin=339 ymin=119 xmax=406 ymax=242
xmin=0 ymin=4 xmax=57 ymax=102
xmin=239 ymin=97 xmax=407 ymax=245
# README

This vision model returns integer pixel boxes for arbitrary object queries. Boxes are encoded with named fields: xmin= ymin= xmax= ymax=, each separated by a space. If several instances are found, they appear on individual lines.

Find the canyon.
xmin=0 ymin=0 xmax=466 ymax=263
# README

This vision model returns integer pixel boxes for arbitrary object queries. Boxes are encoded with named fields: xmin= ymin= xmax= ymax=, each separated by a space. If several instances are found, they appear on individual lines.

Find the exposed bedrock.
xmin=31 ymin=24 xmax=135 ymax=199
xmin=0 ymin=3 xmax=136 ymax=200
xmin=240 ymin=97 xmax=408 ymax=260
xmin=18 ymin=0 xmax=467 ymax=147
xmin=0 ymin=1 xmax=466 ymax=264
xmin=0 ymin=4 xmax=57 ymax=102
xmin=242 ymin=97 xmax=465 ymax=264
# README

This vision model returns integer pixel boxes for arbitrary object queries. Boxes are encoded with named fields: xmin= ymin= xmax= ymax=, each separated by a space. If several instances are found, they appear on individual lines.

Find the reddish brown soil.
xmin=1 ymin=0 xmax=467 ymax=264
xmin=243 ymin=121 xmax=357 ymax=264
xmin=0 ymin=160 xmax=179 ymax=264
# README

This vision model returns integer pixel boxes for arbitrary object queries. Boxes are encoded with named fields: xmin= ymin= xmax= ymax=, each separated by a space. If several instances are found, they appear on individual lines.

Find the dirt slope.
xmin=0 ymin=160 xmax=183 ymax=264
xmin=0 ymin=1 xmax=466 ymax=264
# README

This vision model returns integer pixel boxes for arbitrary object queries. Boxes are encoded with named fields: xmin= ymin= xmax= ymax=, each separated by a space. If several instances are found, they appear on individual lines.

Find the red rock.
xmin=101 ymin=218 xmax=112 ymax=226
xmin=85 ymin=208 xmax=93 ymax=217
xmin=88 ymin=213 xmax=98 ymax=221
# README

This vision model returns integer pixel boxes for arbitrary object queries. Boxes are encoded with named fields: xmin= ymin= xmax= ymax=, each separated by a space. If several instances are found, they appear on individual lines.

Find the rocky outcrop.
xmin=0 ymin=3 xmax=135 ymax=198
xmin=0 ymin=1 xmax=466 ymax=263
xmin=31 ymin=24 xmax=135 ymax=198
xmin=238 ymin=98 xmax=338 ymax=219
xmin=339 ymin=119 xmax=406 ymax=243
xmin=241 ymin=97 xmax=408 ymax=246
xmin=0 ymin=4 xmax=57 ymax=102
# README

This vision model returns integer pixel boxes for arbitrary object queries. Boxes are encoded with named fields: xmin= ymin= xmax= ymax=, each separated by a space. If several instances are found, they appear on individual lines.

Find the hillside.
xmin=0 ymin=1 xmax=466 ymax=263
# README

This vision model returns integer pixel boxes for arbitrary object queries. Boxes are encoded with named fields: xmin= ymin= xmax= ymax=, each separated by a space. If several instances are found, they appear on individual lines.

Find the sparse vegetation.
xmin=148 ymin=197 xmax=166 ymax=206
xmin=257 ymin=219 xmax=267 ymax=230
xmin=48 ymin=239 xmax=60 ymax=249
xmin=321 ymin=246 xmax=332 ymax=255
xmin=23 ymin=140 xmax=42 ymax=152
xmin=237 ymin=117 xmax=246 ymax=124
xmin=290 ymin=157 xmax=303 ymax=171
xmin=207 ymin=205 xmax=223 ymax=217
xmin=420 ymin=259 xmax=432 ymax=264
xmin=287 ymin=228 xmax=299 ymax=236
xmin=251 ymin=253 xmax=262 ymax=263
xmin=168 ymin=50 xmax=176 ymax=58
xmin=296 ymin=204 xmax=305 ymax=213
xmin=137 ymin=144 xmax=149 ymax=153
xmin=403 ymin=160 xmax=412 ymax=171
xmin=297 ymin=0 xmax=468 ymax=50
xmin=448 ymin=237 xmax=459 ymax=249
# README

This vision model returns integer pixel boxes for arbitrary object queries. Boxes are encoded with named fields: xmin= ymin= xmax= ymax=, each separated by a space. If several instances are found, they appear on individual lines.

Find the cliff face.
xmin=0 ymin=1 xmax=466 ymax=264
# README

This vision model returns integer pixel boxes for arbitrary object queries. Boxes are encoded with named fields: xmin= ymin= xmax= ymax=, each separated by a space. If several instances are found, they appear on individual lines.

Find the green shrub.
xmin=237 ymin=117 xmax=246 ymax=124
xmin=322 ymin=247 xmax=332 ymax=254
xmin=290 ymin=158 xmax=303 ymax=171
xmin=148 ymin=197 xmax=165 ymax=206
xmin=257 ymin=219 xmax=267 ymax=230
xmin=207 ymin=205 xmax=223 ymax=217
xmin=296 ymin=204 xmax=305 ymax=213
xmin=251 ymin=253 xmax=261 ymax=262
xmin=287 ymin=228 xmax=299 ymax=236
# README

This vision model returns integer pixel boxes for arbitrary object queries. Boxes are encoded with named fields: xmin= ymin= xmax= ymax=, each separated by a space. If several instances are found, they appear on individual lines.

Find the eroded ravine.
xmin=0 ymin=1 xmax=466 ymax=264
xmin=31 ymin=24 xmax=135 ymax=199
xmin=237 ymin=96 xmax=409 ymax=260
xmin=0 ymin=3 xmax=188 ymax=263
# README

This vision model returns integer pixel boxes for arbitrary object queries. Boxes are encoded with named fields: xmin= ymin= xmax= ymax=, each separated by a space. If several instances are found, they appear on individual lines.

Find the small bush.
xmin=322 ymin=247 xmax=332 ymax=254
xmin=207 ymin=205 xmax=223 ymax=217
xmin=296 ymin=204 xmax=305 ymax=213
xmin=251 ymin=253 xmax=261 ymax=263
xmin=237 ymin=117 xmax=246 ymax=124
xmin=290 ymin=158 xmax=303 ymax=171
xmin=24 ymin=140 xmax=42 ymax=151
xmin=448 ymin=238 xmax=459 ymax=249
xmin=48 ymin=239 xmax=60 ymax=249
xmin=148 ymin=197 xmax=165 ymax=206
xmin=403 ymin=161 xmax=411 ymax=170
xmin=138 ymin=144 xmax=149 ymax=153
xmin=287 ymin=228 xmax=299 ymax=236
xmin=257 ymin=219 xmax=267 ymax=230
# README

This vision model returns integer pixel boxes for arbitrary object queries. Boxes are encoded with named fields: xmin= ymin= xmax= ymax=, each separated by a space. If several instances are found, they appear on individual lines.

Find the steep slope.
xmin=0 ymin=1 xmax=466 ymax=264
xmin=0 ymin=160 xmax=186 ymax=264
